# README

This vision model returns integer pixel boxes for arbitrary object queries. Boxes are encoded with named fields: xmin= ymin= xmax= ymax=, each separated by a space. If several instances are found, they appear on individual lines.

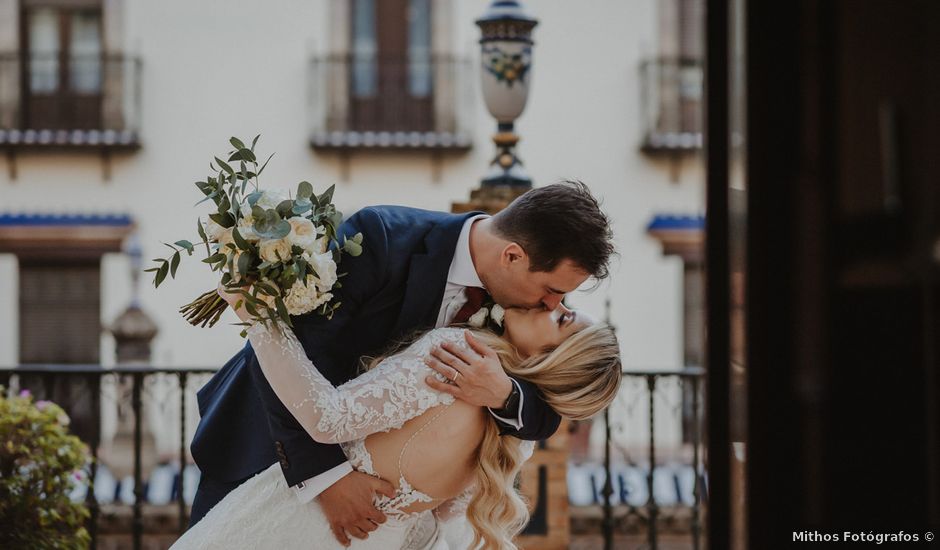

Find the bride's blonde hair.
xmin=367 ymin=323 xmax=621 ymax=549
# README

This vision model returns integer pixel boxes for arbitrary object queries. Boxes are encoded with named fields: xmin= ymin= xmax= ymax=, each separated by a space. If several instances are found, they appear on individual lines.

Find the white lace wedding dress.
xmin=173 ymin=325 xmax=530 ymax=550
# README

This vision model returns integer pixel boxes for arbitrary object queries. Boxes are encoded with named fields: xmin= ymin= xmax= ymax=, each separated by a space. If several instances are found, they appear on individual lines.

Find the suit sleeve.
xmin=495 ymin=378 xmax=562 ymax=441
xmin=245 ymin=207 xmax=390 ymax=487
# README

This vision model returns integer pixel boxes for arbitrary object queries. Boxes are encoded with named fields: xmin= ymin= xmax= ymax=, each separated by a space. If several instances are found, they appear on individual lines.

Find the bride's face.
xmin=502 ymin=303 xmax=596 ymax=357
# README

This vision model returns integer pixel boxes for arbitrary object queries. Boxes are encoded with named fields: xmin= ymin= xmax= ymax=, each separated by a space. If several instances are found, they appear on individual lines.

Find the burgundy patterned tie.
xmin=450 ymin=287 xmax=488 ymax=325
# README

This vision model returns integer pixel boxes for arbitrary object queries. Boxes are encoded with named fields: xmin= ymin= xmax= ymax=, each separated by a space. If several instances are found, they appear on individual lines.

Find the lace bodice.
xmin=246 ymin=323 xmax=476 ymax=520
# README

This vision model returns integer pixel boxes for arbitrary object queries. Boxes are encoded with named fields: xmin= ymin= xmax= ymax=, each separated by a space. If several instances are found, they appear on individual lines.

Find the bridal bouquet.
xmin=147 ymin=136 xmax=363 ymax=333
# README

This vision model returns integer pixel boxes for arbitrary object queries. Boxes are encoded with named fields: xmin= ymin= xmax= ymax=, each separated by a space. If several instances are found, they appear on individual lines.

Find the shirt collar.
xmin=447 ymin=214 xmax=489 ymax=288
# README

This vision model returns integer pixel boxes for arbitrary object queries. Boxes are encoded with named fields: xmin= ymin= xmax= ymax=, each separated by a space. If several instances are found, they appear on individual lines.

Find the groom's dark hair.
xmin=492 ymin=180 xmax=615 ymax=280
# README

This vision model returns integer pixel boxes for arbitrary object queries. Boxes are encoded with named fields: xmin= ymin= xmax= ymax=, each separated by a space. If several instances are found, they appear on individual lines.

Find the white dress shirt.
xmin=293 ymin=214 xmax=524 ymax=502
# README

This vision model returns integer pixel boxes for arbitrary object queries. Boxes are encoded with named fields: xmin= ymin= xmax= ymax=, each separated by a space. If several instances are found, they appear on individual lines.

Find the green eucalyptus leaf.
xmin=251 ymin=134 xmax=260 ymax=151
xmin=318 ymin=184 xmax=335 ymax=205
xmin=232 ymin=228 xmax=251 ymax=251
xmin=257 ymin=152 xmax=275 ymax=175
xmin=246 ymin=191 xmax=263 ymax=206
xmin=197 ymin=219 xmax=208 ymax=242
xmin=175 ymin=240 xmax=195 ymax=254
xmin=230 ymin=137 xmax=246 ymax=150
xmin=274 ymin=296 xmax=291 ymax=324
xmin=170 ymin=251 xmax=181 ymax=278
xmin=243 ymin=295 xmax=260 ymax=318
xmin=215 ymin=156 xmax=234 ymax=175
xmin=276 ymin=200 xmax=294 ymax=218
xmin=297 ymin=181 xmax=313 ymax=200
xmin=208 ymin=212 xmax=235 ymax=228
xmin=271 ymin=219 xmax=291 ymax=239
xmin=237 ymin=251 xmax=252 ymax=278
xmin=239 ymin=148 xmax=256 ymax=162
xmin=292 ymin=199 xmax=312 ymax=215
xmin=155 ymin=262 xmax=169 ymax=287
xmin=203 ymin=253 xmax=226 ymax=264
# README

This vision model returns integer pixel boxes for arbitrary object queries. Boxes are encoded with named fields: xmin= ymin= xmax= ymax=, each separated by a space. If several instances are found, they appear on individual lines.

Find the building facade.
xmin=0 ymin=0 xmax=704 ymax=530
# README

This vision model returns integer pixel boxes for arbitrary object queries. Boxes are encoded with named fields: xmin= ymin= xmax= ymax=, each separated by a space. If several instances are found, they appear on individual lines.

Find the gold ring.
xmin=453 ymin=371 xmax=462 ymax=383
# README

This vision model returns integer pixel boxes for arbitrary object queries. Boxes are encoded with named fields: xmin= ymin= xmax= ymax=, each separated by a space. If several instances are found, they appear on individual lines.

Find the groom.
xmin=189 ymin=180 xmax=614 ymax=544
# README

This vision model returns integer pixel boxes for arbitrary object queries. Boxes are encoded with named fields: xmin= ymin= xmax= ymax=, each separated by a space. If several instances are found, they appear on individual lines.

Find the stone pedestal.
xmin=451 ymin=184 xmax=529 ymax=214
xmin=516 ymin=419 xmax=572 ymax=550
xmin=110 ymin=305 xmax=159 ymax=363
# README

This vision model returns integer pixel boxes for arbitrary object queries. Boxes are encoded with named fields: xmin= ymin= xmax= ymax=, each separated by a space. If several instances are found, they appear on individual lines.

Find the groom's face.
xmin=486 ymin=247 xmax=590 ymax=310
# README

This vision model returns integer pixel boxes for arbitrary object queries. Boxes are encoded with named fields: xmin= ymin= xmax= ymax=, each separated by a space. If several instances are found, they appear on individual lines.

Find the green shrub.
xmin=0 ymin=387 xmax=91 ymax=550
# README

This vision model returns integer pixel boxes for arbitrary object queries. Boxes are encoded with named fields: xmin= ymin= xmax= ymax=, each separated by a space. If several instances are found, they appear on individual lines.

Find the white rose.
xmin=467 ymin=307 xmax=489 ymax=328
xmin=491 ymin=304 xmax=505 ymax=327
xmin=308 ymin=251 xmax=338 ymax=292
xmin=283 ymin=275 xmax=333 ymax=316
xmin=236 ymin=218 xmax=260 ymax=242
xmin=258 ymin=238 xmax=292 ymax=263
xmin=313 ymin=235 xmax=329 ymax=254
xmin=287 ymin=217 xmax=319 ymax=252
xmin=216 ymin=227 xmax=235 ymax=251
xmin=204 ymin=219 xmax=226 ymax=242
xmin=256 ymin=190 xmax=287 ymax=211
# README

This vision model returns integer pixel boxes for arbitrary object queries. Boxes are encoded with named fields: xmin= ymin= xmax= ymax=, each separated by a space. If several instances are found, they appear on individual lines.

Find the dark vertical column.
xmin=177 ymin=372 xmax=188 ymax=533
xmin=704 ymin=0 xmax=730 ymax=549
xmin=744 ymin=1 xmax=805 ymax=545
xmin=132 ymin=373 xmax=143 ymax=550
xmin=85 ymin=373 xmax=101 ymax=550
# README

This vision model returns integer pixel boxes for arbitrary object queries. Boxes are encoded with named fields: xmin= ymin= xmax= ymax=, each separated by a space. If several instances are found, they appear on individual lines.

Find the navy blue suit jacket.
xmin=190 ymin=206 xmax=562 ymax=488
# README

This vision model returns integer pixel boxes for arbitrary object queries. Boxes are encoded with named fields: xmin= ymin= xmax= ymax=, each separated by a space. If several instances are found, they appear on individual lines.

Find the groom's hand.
xmin=319 ymin=471 xmax=395 ymax=546
xmin=424 ymin=330 xmax=513 ymax=409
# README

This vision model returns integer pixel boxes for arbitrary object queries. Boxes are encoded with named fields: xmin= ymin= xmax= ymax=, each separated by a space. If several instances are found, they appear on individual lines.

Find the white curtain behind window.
xmin=408 ymin=0 xmax=431 ymax=97
xmin=351 ymin=0 xmax=377 ymax=97
xmin=69 ymin=10 xmax=102 ymax=94
xmin=28 ymin=8 xmax=59 ymax=93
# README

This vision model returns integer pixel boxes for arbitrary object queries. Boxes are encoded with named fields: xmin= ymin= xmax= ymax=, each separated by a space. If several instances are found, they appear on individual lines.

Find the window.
xmin=640 ymin=0 xmax=704 ymax=152
xmin=310 ymin=0 xmax=471 ymax=150
xmin=348 ymin=0 xmax=433 ymax=132
xmin=20 ymin=0 xmax=103 ymax=130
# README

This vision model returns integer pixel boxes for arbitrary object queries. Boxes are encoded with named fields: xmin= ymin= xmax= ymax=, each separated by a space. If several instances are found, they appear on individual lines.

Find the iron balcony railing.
xmin=639 ymin=57 xmax=704 ymax=152
xmin=1 ymin=365 xmax=213 ymax=550
xmin=2 ymin=364 xmax=707 ymax=550
xmin=308 ymin=55 xmax=474 ymax=150
xmin=0 ymin=53 xmax=142 ymax=148
xmin=595 ymin=367 xmax=707 ymax=550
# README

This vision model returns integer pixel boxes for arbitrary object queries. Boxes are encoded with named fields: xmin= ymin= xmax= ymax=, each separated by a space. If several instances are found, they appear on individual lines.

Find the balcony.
xmin=0 ymin=53 xmax=141 ymax=177
xmin=308 ymin=55 xmax=474 ymax=151
xmin=2 ymin=363 xmax=705 ymax=549
xmin=639 ymin=57 xmax=704 ymax=153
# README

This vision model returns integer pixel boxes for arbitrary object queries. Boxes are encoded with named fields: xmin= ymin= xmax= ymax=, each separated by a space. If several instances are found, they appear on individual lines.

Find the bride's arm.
xmin=245 ymin=322 xmax=462 ymax=444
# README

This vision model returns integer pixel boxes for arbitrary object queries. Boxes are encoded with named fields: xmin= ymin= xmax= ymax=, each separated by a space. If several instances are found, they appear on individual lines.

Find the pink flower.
xmin=18 ymin=389 xmax=31 ymax=398
xmin=35 ymin=400 xmax=51 ymax=411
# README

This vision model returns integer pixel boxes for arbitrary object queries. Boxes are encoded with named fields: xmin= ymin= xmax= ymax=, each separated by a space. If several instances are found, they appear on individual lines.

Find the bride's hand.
xmin=217 ymin=282 xmax=253 ymax=323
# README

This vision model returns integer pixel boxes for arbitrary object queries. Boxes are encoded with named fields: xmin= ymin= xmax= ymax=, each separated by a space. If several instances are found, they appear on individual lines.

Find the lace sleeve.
xmin=246 ymin=323 xmax=466 ymax=444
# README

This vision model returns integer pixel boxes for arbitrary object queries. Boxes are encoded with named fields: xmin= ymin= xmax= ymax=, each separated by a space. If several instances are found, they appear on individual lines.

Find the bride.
xmin=172 ymin=286 xmax=622 ymax=550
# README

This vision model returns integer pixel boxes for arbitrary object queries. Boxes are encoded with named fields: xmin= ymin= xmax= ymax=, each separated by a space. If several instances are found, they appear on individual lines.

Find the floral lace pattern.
xmin=246 ymin=324 xmax=474 ymax=519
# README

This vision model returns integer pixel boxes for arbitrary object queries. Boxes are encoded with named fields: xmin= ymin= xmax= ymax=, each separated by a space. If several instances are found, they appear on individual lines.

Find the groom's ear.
xmin=500 ymin=242 xmax=529 ymax=268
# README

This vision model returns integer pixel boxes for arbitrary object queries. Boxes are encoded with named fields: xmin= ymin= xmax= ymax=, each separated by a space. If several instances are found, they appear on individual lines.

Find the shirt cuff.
xmin=487 ymin=378 xmax=525 ymax=430
xmin=292 ymin=461 xmax=354 ymax=503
